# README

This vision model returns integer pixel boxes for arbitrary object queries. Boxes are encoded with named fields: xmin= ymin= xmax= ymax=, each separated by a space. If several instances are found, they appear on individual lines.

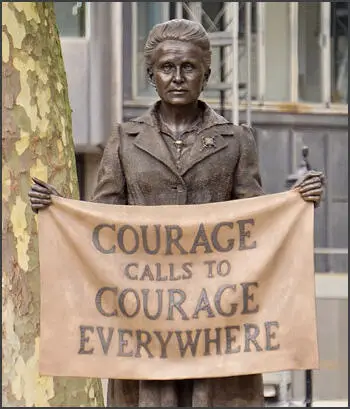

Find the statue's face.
xmin=148 ymin=40 xmax=210 ymax=106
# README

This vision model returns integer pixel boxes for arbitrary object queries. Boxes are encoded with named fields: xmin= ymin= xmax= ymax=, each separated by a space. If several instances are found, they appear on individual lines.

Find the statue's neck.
xmin=158 ymin=101 xmax=201 ymax=135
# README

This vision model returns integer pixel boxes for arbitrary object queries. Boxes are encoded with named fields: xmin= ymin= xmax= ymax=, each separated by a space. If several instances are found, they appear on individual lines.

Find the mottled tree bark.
xmin=2 ymin=2 xmax=104 ymax=406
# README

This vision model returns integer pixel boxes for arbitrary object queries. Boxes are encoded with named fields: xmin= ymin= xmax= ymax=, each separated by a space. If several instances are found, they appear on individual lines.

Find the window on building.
xmin=134 ymin=2 xmax=168 ymax=98
xmin=331 ymin=1 xmax=348 ymax=104
xmin=197 ymin=1 xmax=230 ymax=102
xmin=264 ymin=2 xmax=290 ymax=102
xmin=236 ymin=3 xmax=258 ymax=102
xmin=132 ymin=1 xmax=348 ymax=109
xmin=54 ymin=2 xmax=86 ymax=37
xmin=298 ymin=3 xmax=322 ymax=103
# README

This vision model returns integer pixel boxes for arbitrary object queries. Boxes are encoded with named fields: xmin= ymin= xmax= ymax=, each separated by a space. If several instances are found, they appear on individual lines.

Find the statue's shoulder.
xmin=217 ymin=123 xmax=257 ymax=154
xmin=111 ymin=119 xmax=147 ymax=137
xmin=240 ymin=123 xmax=257 ymax=139
xmin=215 ymin=122 xmax=256 ymax=140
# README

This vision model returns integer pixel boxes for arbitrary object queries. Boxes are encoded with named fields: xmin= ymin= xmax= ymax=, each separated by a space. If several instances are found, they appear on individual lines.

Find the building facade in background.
xmin=54 ymin=2 xmax=348 ymax=404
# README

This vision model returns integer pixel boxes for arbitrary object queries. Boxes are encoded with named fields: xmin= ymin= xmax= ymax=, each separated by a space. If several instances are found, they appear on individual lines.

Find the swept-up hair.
xmin=144 ymin=19 xmax=212 ymax=69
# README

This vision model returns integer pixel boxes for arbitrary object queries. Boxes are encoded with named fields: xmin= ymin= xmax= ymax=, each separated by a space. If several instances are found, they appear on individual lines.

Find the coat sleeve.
xmin=232 ymin=125 xmax=265 ymax=199
xmin=91 ymin=124 xmax=127 ymax=204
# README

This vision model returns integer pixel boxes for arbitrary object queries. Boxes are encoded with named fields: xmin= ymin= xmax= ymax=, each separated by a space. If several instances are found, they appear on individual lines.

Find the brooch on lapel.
xmin=201 ymin=135 xmax=216 ymax=151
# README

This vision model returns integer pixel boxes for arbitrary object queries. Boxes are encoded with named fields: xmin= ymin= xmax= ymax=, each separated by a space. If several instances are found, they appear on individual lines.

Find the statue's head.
xmin=144 ymin=19 xmax=212 ymax=106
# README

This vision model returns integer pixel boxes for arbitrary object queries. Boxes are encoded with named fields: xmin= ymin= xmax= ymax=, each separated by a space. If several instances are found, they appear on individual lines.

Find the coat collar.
xmin=128 ymin=100 xmax=230 ymax=130
xmin=123 ymin=101 xmax=234 ymax=177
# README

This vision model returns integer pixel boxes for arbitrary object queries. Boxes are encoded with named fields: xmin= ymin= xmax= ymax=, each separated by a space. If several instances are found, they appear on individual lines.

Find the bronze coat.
xmin=92 ymin=102 xmax=265 ymax=407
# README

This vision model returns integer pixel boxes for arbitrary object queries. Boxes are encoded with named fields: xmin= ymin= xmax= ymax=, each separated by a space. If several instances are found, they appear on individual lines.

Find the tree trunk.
xmin=2 ymin=2 xmax=104 ymax=406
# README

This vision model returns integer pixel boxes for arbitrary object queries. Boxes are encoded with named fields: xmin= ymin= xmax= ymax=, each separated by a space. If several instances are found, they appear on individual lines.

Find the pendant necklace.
xmin=158 ymin=112 xmax=187 ymax=160
xmin=174 ymin=139 xmax=185 ymax=160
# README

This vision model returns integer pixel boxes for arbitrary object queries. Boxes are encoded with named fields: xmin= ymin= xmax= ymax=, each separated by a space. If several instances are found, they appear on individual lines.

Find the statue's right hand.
xmin=28 ymin=177 xmax=62 ymax=213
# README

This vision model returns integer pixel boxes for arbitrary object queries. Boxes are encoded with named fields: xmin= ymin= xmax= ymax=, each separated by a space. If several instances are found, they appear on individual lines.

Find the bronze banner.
xmin=38 ymin=190 xmax=319 ymax=380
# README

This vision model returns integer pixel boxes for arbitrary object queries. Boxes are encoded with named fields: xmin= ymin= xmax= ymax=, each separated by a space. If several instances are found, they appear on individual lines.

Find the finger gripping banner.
xmin=38 ymin=191 xmax=319 ymax=380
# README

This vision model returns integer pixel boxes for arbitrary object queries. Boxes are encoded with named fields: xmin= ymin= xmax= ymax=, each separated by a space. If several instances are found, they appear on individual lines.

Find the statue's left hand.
xmin=293 ymin=170 xmax=326 ymax=208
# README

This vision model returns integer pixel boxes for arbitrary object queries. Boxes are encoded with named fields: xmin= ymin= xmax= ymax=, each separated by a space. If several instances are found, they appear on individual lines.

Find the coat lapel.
xmin=180 ymin=103 xmax=233 ymax=175
xmin=125 ymin=120 xmax=181 ymax=177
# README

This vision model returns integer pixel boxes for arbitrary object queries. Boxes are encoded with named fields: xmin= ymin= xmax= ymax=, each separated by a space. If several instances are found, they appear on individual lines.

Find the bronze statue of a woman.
xmin=29 ymin=19 xmax=325 ymax=407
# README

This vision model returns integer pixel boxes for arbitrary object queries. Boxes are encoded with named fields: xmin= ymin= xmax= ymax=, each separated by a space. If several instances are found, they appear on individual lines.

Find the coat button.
xmin=177 ymin=186 xmax=186 ymax=193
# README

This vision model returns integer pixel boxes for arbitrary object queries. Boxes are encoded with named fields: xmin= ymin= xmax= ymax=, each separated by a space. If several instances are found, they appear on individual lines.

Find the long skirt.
xmin=107 ymin=375 xmax=264 ymax=407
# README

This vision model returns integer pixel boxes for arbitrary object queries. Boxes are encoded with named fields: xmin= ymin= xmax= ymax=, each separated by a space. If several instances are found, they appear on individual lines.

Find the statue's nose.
xmin=173 ymin=67 xmax=184 ymax=83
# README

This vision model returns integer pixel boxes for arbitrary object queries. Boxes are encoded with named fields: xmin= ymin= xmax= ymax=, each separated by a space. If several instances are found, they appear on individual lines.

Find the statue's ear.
xmin=204 ymin=68 xmax=211 ymax=83
xmin=202 ymin=68 xmax=211 ymax=91
xmin=147 ymin=68 xmax=155 ymax=87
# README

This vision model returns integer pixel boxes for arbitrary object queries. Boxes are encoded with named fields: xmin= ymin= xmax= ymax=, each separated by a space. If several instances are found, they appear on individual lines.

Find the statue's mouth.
xmin=170 ymin=90 xmax=188 ymax=94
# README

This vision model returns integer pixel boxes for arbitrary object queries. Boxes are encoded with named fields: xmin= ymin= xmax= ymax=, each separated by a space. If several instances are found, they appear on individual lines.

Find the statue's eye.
xmin=161 ymin=63 xmax=173 ymax=73
xmin=182 ymin=63 xmax=194 ymax=71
